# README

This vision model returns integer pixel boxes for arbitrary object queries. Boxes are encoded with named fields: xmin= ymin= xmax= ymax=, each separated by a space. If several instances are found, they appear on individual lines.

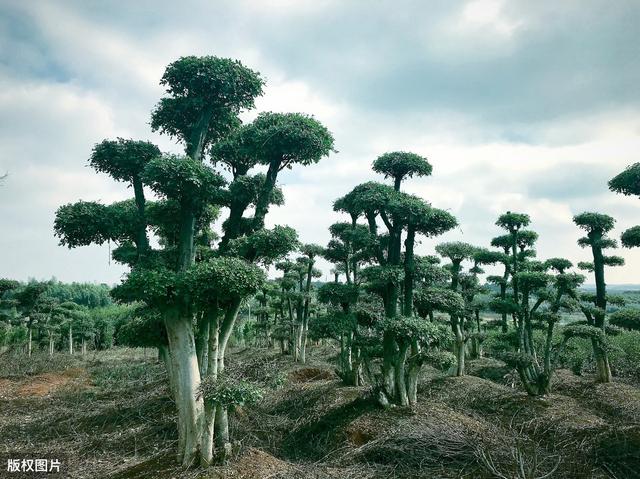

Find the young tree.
xmin=503 ymin=258 xmax=585 ymax=396
xmin=12 ymin=282 xmax=49 ymax=357
xmin=572 ymin=212 xmax=624 ymax=383
xmin=488 ymin=234 xmax=514 ymax=332
xmin=435 ymin=242 xmax=476 ymax=376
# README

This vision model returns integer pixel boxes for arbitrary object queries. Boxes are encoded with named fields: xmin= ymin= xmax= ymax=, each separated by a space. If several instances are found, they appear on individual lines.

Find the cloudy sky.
xmin=1 ymin=0 xmax=639 ymax=285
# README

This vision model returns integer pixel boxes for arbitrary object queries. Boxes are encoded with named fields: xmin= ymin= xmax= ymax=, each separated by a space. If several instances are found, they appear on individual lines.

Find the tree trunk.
xmin=218 ymin=299 xmax=242 ymax=372
xmin=394 ymin=342 xmax=409 ymax=406
xmin=300 ymin=316 xmax=308 ymax=364
xmin=164 ymin=311 xmax=204 ymax=467
xmin=454 ymin=321 xmax=465 ymax=377
xmin=69 ymin=324 xmax=73 ymax=355
xmin=49 ymin=334 xmax=54 ymax=356
xmin=178 ymin=205 xmax=196 ymax=270
xmin=200 ymin=309 xmax=220 ymax=466
xmin=252 ymin=162 xmax=280 ymax=231
xmin=407 ymin=341 xmax=422 ymax=405
xmin=82 ymin=338 xmax=86 ymax=356
xmin=214 ymin=405 xmax=231 ymax=462
xmin=196 ymin=313 xmax=210 ymax=377
xmin=381 ymin=331 xmax=397 ymax=403
xmin=28 ymin=325 xmax=32 ymax=357
xmin=593 ymin=339 xmax=612 ymax=383
xmin=403 ymin=227 xmax=416 ymax=317
xmin=132 ymin=177 xmax=149 ymax=258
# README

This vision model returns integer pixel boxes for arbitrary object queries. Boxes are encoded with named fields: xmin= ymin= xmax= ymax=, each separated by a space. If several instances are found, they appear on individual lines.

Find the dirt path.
xmin=0 ymin=367 xmax=88 ymax=399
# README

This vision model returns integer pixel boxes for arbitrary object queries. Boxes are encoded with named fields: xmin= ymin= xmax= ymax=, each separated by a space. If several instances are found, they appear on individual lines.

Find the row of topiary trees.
xmin=50 ymin=53 xmax=640 ymax=468
xmin=313 ymin=153 xmax=640 ymax=403
xmin=0 ymin=280 xmax=129 ymax=355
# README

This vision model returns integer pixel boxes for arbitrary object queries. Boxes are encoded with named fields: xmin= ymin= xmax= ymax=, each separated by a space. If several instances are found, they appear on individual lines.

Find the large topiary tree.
xmin=55 ymin=55 xmax=333 ymax=467
xmin=572 ymin=212 xmax=624 ymax=383
xmin=609 ymin=163 xmax=640 ymax=248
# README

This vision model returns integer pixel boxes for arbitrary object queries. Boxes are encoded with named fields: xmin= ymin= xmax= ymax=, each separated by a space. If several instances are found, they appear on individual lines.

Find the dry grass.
xmin=2 ymin=348 xmax=640 ymax=478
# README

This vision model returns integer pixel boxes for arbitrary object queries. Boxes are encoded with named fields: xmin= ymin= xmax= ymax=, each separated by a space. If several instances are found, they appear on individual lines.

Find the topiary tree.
xmin=296 ymin=244 xmax=324 ymax=363
xmin=610 ymin=308 xmax=640 ymax=331
xmin=609 ymin=163 xmax=640 ymax=248
xmin=435 ymin=242 xmax=476 ymax=376
xmin=372 ymin=151 xmax=433 ymax=191
xmin=55 ymin=55 xmax=332 ymax=467
xmin=488 ymin=234 xmax=514 ymax=332
xmin=572 ymin=212 xmax=623 ymax=383
xmin=11 ymin=282 xmax=50 ymax=357
xmin=503 ymin=266 xmax=584 ymax=396
xmin=331 ymin=152 xmax=455 ymax=406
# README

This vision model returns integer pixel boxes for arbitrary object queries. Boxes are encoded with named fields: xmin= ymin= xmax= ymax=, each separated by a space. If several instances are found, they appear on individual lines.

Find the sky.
xmin=1 ymin=0 xmax=640 ymax=285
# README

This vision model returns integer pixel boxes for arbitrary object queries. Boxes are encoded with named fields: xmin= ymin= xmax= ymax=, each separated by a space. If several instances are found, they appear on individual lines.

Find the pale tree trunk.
xmin=82 ymin=338 xmax=86 ymax=356
xmin=300 ymin=316 xmax=309 ymax=363
xmin=394 ymin=342 xmax=409 ymax=406
xmin=200 ymin=309 xmax=220 ymax=467
xmin=49 ymin=333 xmax=54 ymax=356
xmin=69 ymin=325 xmax=73 ymax=355
xmin=28 ymin=325 xmax=32 ymax=357
xmin=294 ymin=323 xmax=303 ymax=362
xmin=214 ymin=404 xmax=231 ymax=461
xmin=593 ymin=339 xmax=612 ymax=383
xmin=453 ymin=320 xmax=465 ymax=377
xmin=165 ymin=311 xmax=204 ymax=467
xmin=407 ymin=341 xmax=421 ymax=405
xmin=196 ymin=313 xmax=210 ymax=378
xmin=212 ymin=300 xmax=241 ymax=462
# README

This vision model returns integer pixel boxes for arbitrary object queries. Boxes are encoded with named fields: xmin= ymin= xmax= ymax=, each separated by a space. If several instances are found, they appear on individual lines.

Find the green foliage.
xmin=474 ymin=249 xmax=508 ymax=266
xmin=317 ymin=283 xmax=359 ymax=307
xmin=245 ymin=112 xmax=335 ymax=167
xmin=151 ymin=56 xmax=264 ymax=153
xmin=563 ymin=324 xmax=605 ymax=342
xmin=334 ymin=181 xmax=395 ymax=217
xmin=372 ymin=151 xmax=432 ymax=186
xmin=111 ymin=268 xmax=180 ymax=309
xmin=603 ymin=255 xmax=625 ymax=267
xmin=573 ymin=212 xmax=615 ymax=234
xmin=515 ymin=271 xmax=550 ymax=290
xmin=47 ymin=281 xmax=112 ymax=308
xmin=414 ymin=287 xmax=465 ymax=316
xmin=186 ymin=257 xmax=265 ymax=305
xmin=380 ymin=315 xmax=452 ymax=344
xmin=423 ymin=350 xmax=456 ymax=371
xmin=309 ymin=311 xmax=356 ymax=340
xmin=490 ymin=234 xmax=512 ymax=251
xmin=435 ymin=241 xmax=476 ymax=263
xmin=227 ymin=226 xmax=299 ymax=264
xmin=89 ymin=138 xmax=160 ymax=182
xmin=610 ymin=308 xmax=640 ymax=331
xmin=496 ymin=212 xmax=530 ymax=232
xmin=544 ymin=257 xmax=573 ymax=273
xmin=54 ymin=200 xmax=138 ymax=247
xmin=200 ymin=374 xmax=263 ymax=407
xmin=142 ymin=154 xmax=226 ymax=207
xmin=621 ymin=226 xmax=640 ymax=248
xmin=0 ymin=279 xmax=20 ymax=297
xmin=609 ymin=162 xmax=640 ymax=197
xmin=223 ymin=174 xmax=284 ymax=209
xmin=116 ymin=307 xmax=166 ymax=348
xmin=501 ymin=351 xmax=534 ymax=368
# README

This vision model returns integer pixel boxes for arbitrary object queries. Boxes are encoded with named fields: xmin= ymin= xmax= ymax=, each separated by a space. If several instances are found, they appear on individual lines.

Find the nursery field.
xmin=1 ymin=345 xmax=639 ymax=479
xmin=3 ymin=50 xmax=640 ymax=479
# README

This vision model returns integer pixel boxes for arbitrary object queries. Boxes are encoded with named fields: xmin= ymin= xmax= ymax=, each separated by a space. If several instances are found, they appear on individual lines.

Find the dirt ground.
xmin=1 ymin=348 xmax=639 ymax=478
